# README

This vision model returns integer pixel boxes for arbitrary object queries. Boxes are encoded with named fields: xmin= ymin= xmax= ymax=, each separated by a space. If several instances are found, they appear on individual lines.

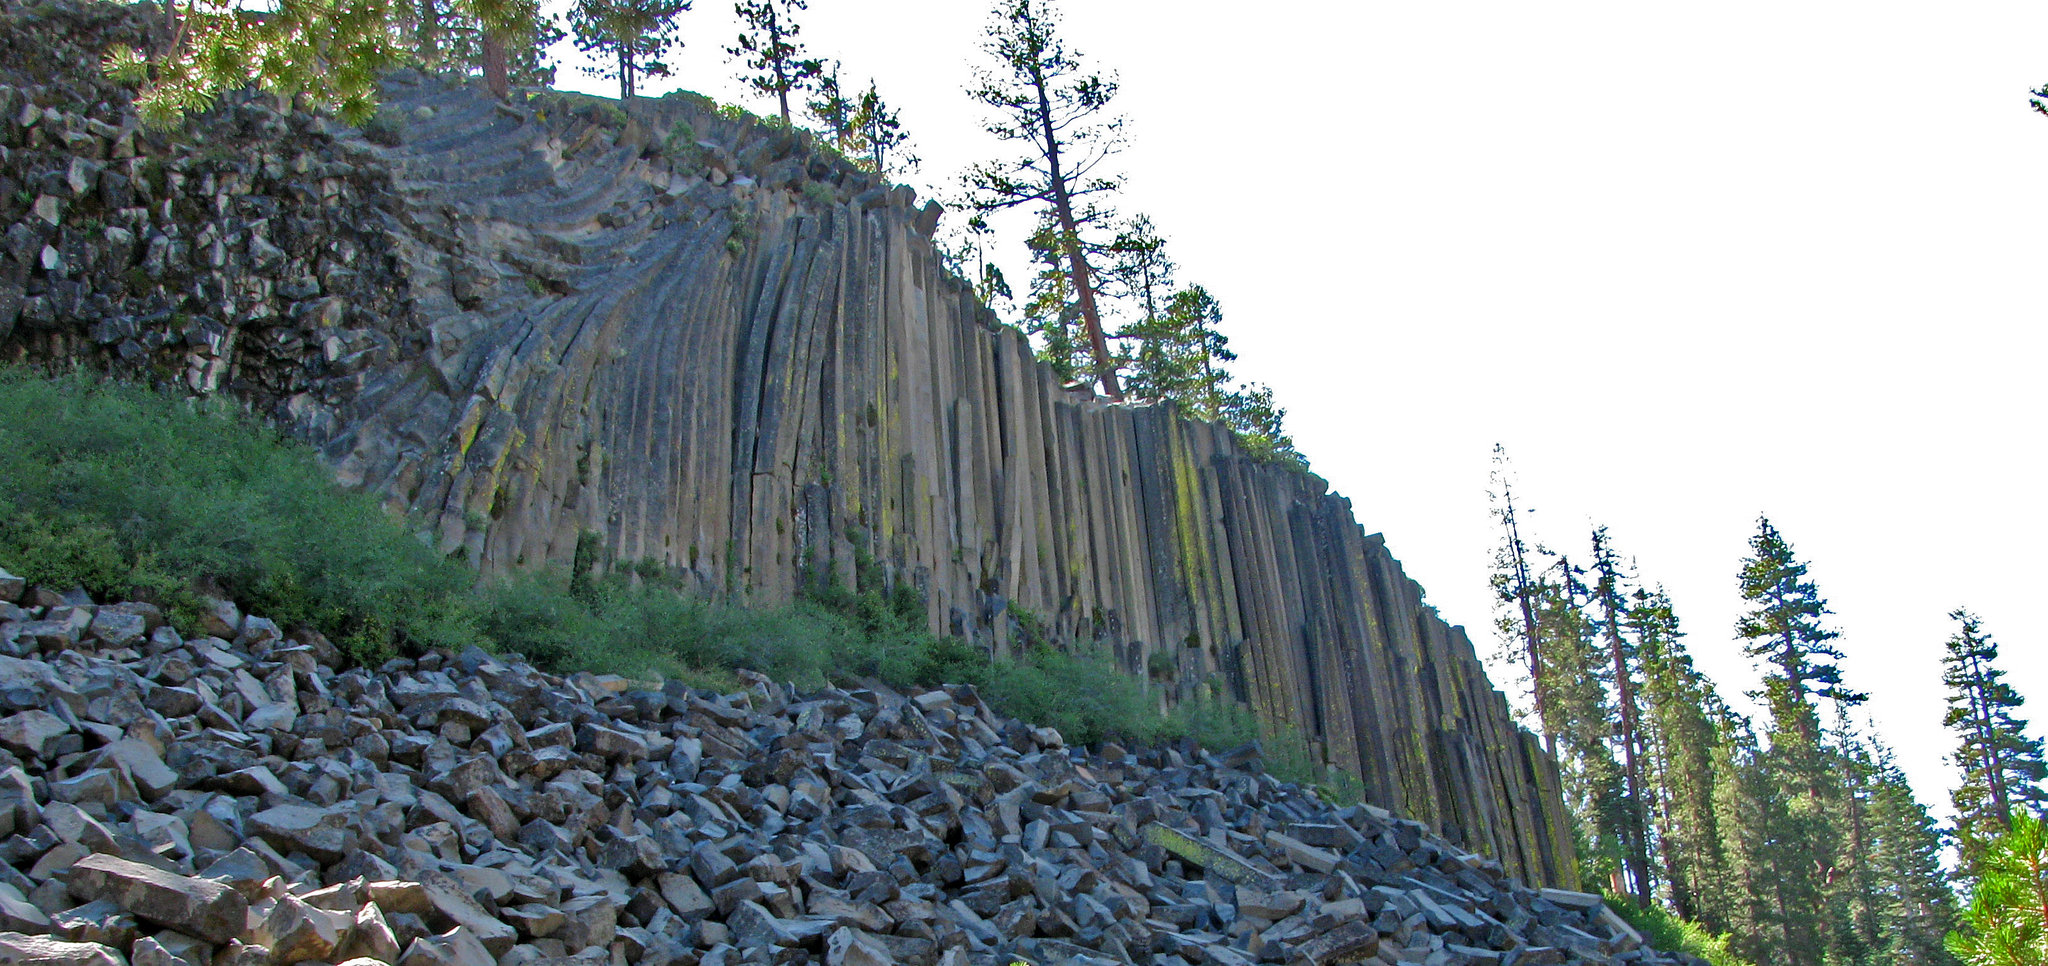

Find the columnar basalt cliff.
xmin=0 ymin=3 xmax=1576 ymax=887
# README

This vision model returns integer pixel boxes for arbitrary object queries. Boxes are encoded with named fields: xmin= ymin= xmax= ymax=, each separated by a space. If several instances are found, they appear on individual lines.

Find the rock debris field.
xmin=0 ymin=568 xmax=1699 ymax=966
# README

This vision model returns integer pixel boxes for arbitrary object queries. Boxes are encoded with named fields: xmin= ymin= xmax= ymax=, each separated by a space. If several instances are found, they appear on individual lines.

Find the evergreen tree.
xmin=1103 ymin=214 xmax=1175 ymax=330
xmin=1860 ymin=739 xmax=1962 ymax=965
xmin=1733 ymin=516 xmax=1862 ymax=966
xmin=1948 ymin=810 xmax=2048 ymax=966
xmin=1945 ymin=608 xmax=2048 ymax=876
xmin=423 ymin=0 xmax=563 ymax=93
xmin=1627 ymin=585 xmax=1727 ymax=925
xmin=1021 ymin=216 xmax=1089 ymax=383
xmin=1487 ymin=444 xmax=1553 ymax=756
xmin=1119 ymin=284 xmax=1234 ymax=418
xmin=570 ymin=0 xmax=691 ymax=100
xmin=1709 ymin=714 xmax=1796 ymax=963
xmin=807 ymin=61 xmax=856 ymax=151
xmin=851 ymin=78 xmax=914 ymax=176
xmin=1529 ymin=557 xmax=1631 ymax=890
xmin=806 ymin=65 xmax=914 ymax=176
xmin=1589 ymin=527 xmax=1653 ymax=906
xmin=728 ymin=0 xmax=820 ymax=125
xmin=103 ymin=0 xmax=416 ymax=126
xmin=965 ymin=0 xmax=1129 ymax=399
xmin=1736 ymin=515 xmax=1865 ymax=746
xmin=1218 ymin=383 xmax=1301 ymax=467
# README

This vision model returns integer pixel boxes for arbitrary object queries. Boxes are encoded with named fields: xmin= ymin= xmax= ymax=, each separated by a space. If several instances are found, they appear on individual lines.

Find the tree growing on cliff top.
xmin=728 ymin=0 xmax=819 ymax=125
xmin=570 ymin=0 xmax=692 ymax=100
xmin=1488 ymin=444 xmax=1553 ymax=756
xmin=808 ymin=64 xmax=916 ymax=177
xmin=964 ymin=0 xmax=1128 ymax=400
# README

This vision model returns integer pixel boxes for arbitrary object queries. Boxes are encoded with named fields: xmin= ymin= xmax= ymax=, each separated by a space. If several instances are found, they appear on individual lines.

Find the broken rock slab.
xmin=63 ymin=853 xmax=248 ymax=944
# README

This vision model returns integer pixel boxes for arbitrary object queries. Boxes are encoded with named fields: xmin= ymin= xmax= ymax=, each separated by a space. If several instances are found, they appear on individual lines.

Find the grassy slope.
xmin=0 ymin=368 xmax=1350 ymax=790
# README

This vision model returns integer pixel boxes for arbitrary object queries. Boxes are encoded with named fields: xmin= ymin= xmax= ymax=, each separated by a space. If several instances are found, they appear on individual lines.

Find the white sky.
xmin=538 ymin=0 xmax=2048 ymax=820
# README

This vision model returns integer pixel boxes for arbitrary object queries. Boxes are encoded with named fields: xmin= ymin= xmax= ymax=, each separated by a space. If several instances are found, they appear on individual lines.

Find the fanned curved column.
xmin=323 ymin=79 xmax=1578 ymax=886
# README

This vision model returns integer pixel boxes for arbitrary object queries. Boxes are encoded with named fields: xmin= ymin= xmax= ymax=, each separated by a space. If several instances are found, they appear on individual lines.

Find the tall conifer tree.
xmin=728 ymin=0 xmax=820 ymax=124
xmin=965 ymin=0 xmax=1128 ymax=398
xmin=1488 ymin=445 xmax=1552 ymax=756
xmin=1589 ymin=527 xmax=1653 ymax=906
xmin=1945 ymin=607 xmax=2048 ymax=878
xmin=1627 ymin=586 xmax=1727 ymax=924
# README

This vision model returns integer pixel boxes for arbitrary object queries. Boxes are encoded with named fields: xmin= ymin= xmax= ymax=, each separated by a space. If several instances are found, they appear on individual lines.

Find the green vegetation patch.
xmin=0 ymin=368 xmax=1358 ymax=796
xmin=1601 ymin=893 xmax=1755 ymax=966
xmin=0 ymin=368 xmax=478 ymax=662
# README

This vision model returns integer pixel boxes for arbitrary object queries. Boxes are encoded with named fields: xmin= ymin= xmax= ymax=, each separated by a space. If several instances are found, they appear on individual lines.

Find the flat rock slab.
xmin=63 ymin=853 xmax=248 ymax=944
xmin=0 ymin=930 xmax=124 ymax=966
xmin=1143 ymin=822 xmax=1279 ymax=887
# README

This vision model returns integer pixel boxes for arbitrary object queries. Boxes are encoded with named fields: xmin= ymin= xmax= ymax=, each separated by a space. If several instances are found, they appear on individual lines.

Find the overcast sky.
xmin=540 ymin=0 xmax=2048 ymax=821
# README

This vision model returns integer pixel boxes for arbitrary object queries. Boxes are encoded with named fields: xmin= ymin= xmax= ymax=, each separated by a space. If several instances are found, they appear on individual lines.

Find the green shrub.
xmin=1601 ymin=893 xmax=1754 ymax=966
xmin=0 ymin=368 xmax=479 ymax=661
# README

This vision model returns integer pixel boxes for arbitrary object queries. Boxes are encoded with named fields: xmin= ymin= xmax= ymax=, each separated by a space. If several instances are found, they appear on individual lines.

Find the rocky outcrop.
xmin=0 ymin=575 xmax=1695 ymax=965
xmin=0 ymin=1 xmax=1573 ymax=885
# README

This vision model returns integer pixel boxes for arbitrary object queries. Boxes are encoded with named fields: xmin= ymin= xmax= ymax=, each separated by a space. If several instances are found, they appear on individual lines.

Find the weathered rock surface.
xmin=0 ymin=584 xmax=1698 ymax=965
xmin=0 ymin=0 xmax=1572 ymax=885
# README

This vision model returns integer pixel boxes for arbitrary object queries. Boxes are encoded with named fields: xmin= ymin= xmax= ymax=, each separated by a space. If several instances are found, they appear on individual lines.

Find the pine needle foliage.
xmin=1950 ymin=811 xmax=2048 ymax=966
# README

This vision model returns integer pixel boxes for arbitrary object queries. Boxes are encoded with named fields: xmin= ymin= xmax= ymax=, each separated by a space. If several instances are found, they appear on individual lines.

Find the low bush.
xmin=1601 ymin=893 xmax=1754 ymax=966
xmin=0 ymin=369 xmax=479 ymax=662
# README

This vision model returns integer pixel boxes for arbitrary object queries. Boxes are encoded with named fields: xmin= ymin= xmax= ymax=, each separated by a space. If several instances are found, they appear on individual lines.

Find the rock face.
xmin=0 ymin=586 xmax=1696 ymax=965
xmin=0 ymin=2 xmax=1573 ymax=884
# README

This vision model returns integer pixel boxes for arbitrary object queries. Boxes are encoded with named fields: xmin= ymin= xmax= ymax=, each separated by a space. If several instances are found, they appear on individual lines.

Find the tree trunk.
xmin=1030 ymin=72 xmax=1121 ymax=399
xmin=1605 ymin=615 xmax=1654 ymax=906
xmin=416 ymin=0 xmax=441 ymax=69
xmin=482 ymin=32 xmax=509 ymax=100
xmin=1501 ymin=488 xmax=1551 ymax=757
xmin=769 ymin=15 xmax=791 ymax=124
xmin=620 ymin=50 xmax=635 ymax=101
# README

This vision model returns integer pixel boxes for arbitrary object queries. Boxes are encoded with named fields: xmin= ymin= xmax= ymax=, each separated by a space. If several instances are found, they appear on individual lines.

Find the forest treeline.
xmin=1489 ymin=446 xmax=2048 ymax=966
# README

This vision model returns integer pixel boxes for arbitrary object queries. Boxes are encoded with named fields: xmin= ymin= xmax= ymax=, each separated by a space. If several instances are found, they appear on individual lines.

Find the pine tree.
xmin=1103 ymin=214 xmax=1175 ymax=330
xmin=1861 ymin=739 xmax=1962 ymax=964
xmin=851 ymin=79 xmax=914 ymax=176
xmin=1948 ymin=810 xmax=2048 ymax=966
xmin=1627 ymin=585 xmax=1727 ymax=925
xmin=1488 ymin=444 xmax=1552 ymax=756
xmin=1021 ymin=216 xmax=1089 ymax=383
xmin=1588 ymin=527 xmax=1653 ymax=906
xmin=1946 ymin=608 xmax=2048 ymax=877
xmin=1531 ymin=557 xmax=1631 ymax=889
xmin=1218 ymin=383 xmax=1301 ymax=467
xmin=103 ymin=0 xmax=416 ymax=126
xmin=1736 ymin=516 xmax=1866 ymax=747
xmin=728 ymin=0 xmax=820 ymax=125
xmin=807 ymin=61 xmax=856 ymax=151
xmin=1733 ymin=516 xmax=1863 ymax=966
xmin=806 ymin=66 xmax=914 ymax=176
xmin=1709 ymin=714 xmax=1796 ymax=963
xmin=965 ymin=0 xmax=1128 ymax=399
xmin=570 ymin=0 xmax=692 ymax=100
xmin=424 ymin=0 xmax=563 ymax=93
xmin=1119 ymin=284 xmax=1234 ymax=418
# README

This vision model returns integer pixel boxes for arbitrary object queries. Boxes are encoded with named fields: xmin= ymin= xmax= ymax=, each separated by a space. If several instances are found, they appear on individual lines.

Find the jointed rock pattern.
xmin=0 ymin=576 xmax=1695 ymax=965
xmin=0 ymin=1 xmax=1572 ymax=886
